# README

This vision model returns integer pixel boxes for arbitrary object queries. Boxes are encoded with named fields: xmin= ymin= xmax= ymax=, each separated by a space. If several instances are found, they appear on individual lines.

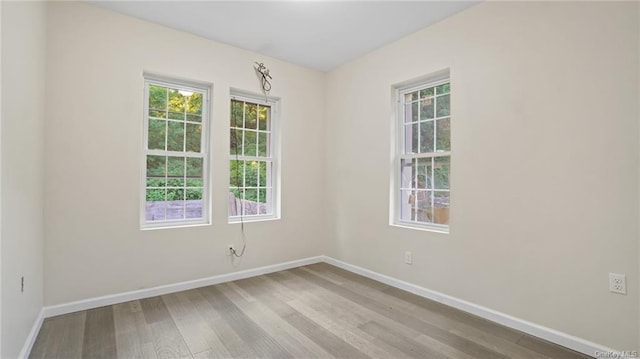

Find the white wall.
xmin=1 ymin=1 xmax=47 ymax=357
xmin=325 ymin=1 xmax=639 ymax=351
xmin=44 ymin=2 xmax=326 ymax=306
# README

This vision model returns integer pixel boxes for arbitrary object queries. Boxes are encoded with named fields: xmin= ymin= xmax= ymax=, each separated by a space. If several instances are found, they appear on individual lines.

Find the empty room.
xmin=1 ymin=0 xmax=638 ymax=358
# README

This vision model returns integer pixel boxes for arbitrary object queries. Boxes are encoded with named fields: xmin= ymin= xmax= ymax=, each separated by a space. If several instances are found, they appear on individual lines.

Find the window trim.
xmin=391 ymin=73 xmax=451 ymax=234
xmin=228 ymin=90 xmax=281 ymax=223
xmin=140 ymin=73 xmax=212 ymax=230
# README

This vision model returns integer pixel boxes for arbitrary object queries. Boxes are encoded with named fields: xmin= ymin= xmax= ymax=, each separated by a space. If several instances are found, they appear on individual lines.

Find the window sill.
xmin=141 ymin=220 xmax=210 ymax=231
xmin=390 ymin=222 xmax=449 ymax=234
xmin=228 ymin=215 xmax=280 ymax=224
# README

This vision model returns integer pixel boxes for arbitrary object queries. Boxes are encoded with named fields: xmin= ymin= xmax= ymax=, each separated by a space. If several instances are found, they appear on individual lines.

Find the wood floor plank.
xmin=271 ymin=271 xmax=412 ymax=358
xmin=359 ymin=320 xmax=449 ymax=359
xmin=163 ymin=291 xmax=232 ymax=358
xmin=198 ymin=285 xmax=293 ymax=359
xmin=302 ymin=264 xmax=548 ymax=359
xmin=82 ymin=306 xmax=116 ymax=359
xmin=114 ymin=302 xmax=145 ymax=359
xmin=288 ymin=267 xmax=511 ymax=359
xmin=130 ymin=300 xmax=160 ymax=359
xmin=30 ymin=312 xmax=86 ymax=359
xmin=29 ymin=317 xmax=54 ymax=359
xmin=186 ymin=289 xmax=258 ymax=359
xmin=140 ymin=296 xmax=173 ymax=324
xmin=517 ymin=333 xmax=592 ymax=359
xmin=414 ymin=334 xmax=479 ymax=359
xmin=381 ymin=283 xmax=524 ymax=343
xmin=140 ymin=296 xmax=192 ymax=358
xmin=233 ymin=276 xmax=369 ymax=359
xmin=288 ymin=296 xmax=410 ymax=358
xmin=217 ymin=282 xmax=333 ymax=358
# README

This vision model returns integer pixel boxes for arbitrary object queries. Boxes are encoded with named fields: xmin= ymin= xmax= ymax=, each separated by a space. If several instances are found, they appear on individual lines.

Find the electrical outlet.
xmin=227 ymin=245 xmax=234 ymax=255
xmin=404 ymin=251 xmax=412 ymax=265
xmin=609 ymin=273 xmax=626 ymax=295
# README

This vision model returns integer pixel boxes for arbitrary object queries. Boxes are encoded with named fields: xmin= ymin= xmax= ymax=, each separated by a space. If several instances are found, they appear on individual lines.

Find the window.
xmin=393 ymin=76 xmax=451 ymax=232
xmin=229 ymin=93 xmax=278 ymax=222
xmin=142 ymin=75 xmax=210 ymax=228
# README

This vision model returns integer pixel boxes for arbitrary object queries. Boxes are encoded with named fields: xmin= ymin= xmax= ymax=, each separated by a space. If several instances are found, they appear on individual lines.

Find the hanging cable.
xmin=230 ymin=110 xmax=247 ymax=258
xmin=254 ymin=62 xmax=272 ymax=101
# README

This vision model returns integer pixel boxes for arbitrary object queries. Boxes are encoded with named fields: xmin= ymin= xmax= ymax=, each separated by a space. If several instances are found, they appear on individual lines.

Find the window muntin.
xmin=142 ymin=77 xmax=210 ymax=228
xmin=229 ymin=95 xmax=278 ymax=221
xmin=396 ymin=80 xmax=450 ymax=231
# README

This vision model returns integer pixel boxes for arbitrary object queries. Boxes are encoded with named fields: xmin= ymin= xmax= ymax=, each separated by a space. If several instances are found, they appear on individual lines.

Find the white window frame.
xmin=140 ymin=73 xmax=212 ymax=230
xmin=228 ymin=90 xmax=280 ymax=223
xmin=391 ymin=71 xmax=450 ymax=234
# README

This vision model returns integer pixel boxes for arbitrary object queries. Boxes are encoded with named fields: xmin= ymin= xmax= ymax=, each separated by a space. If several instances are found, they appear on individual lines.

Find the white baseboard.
xmin=322 ymin=256 xmax=618 ymax=358
xmin=36 ymin=254 xmax=621 ymax=358
xmin=18 ymin=308 xmax=44 ymax=359
xmin=43 ymin=256 xmax=323 ymax=318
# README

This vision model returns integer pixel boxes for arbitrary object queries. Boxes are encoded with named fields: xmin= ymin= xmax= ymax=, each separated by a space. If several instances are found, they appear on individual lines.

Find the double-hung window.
xmin=142 ymin=75 xmax=210 ymax=228
xmin=229 ymin=92 xmax=278 ymax=222
xmin=394 ymin=76 xmax=451 ymax=232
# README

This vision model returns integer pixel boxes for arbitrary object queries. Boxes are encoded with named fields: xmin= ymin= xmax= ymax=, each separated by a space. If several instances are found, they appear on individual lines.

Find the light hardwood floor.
xmin=30 ymin=263 xmax=592 ymax=358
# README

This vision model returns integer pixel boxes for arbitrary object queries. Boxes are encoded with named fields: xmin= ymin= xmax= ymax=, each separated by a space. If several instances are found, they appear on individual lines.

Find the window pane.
xmin=168 ymin=112 xmax=184 ymax=121
xmin=436 ymin=94 xmax=450 ymax=117
xmin=186 ymin=92 xmax=203 ymax=115
xmin=149 ymin=85 xmax=167 ymax=110
xmin=145 ymin=189 xmax=166 ymax=221
xmin=258 ymin=106 xmax=270 ymax=131
xmin=186 ymin=157 xmax=202 ymax=177
xmin=230 ymin=160 xmax=243 ymax=187
xmin=147 ymin=155 xmax=166 ymax=177
xmin=167 ymin=121 xmax=184 ymax=152
xmin=166 ymin=190 xmax=185 ymax=220
xmin=149 ymin=109 xmax=166 ymax=119
xmin=168 ymin=89 xmax=185 ymax=115
xmin=420 ymin=87 xmax=434 ymax=98
xmin=186 ymin=178 xmax=203 ymax=187
xmin=417 ymin=157 xmax=432 ymax=189
xmin=400 ymin=159 xmax=413 ymax=189
xmin=436 ymin=118 xmax=451 ymax=151
xmin=167 ymin=156 xmax=185 ymax=187
xmin=404 ymin=102 xmax=419 ymax=123
xmin=436 ymin=83 xmax=450 ymax=95
xmin=185 ymin=123 xmax=202 ymax=152
xmin=185 ymin=188 xmax=203 ymax=219
xmin=244 ymin=131 xmax=257 ymax=156
xmin=258 ymin=132 xmax=268 ymax=157
xmin=433 ymin=192 xmax=450 ymax=225
xmin=420 ymin=97 xmax=434 ymax=120
xmin=400 ymin=189 xmax=412 ymax=221
xmin=187 ymin=114 xmax=201 ymax=123
xmin=148 ymin=119 xmax=166 ymax=150
xmin=404 ymin=123 xmax=419 ymax=154
xmin=400 ymin=189 xmax=432 ymax=223
xmin=259 ymin=161 xmax=268 ymax=187
xmin=434 ymin=156 xmax=450 ymax=189
xmin=404 ymin=91 xmax=418 ymax=103
xmin=147 ymin=177 xmax=165 ymax=188
xmin=245 ymin=161 xmax=258 ymax=187
xmin=258 ymin=189 xmax=267 ymax=214
xmin=244 ymin=189 xmax=258 ymax=215
xmin=231 ymin=100 xmax=244 ymax=127
xmin=419 ymin=121 xmax=434 ymax=153
xmin=244 ymin=103 xmax=258 ymax=129
xmin=230 ymin=129 xmax=243 ymax=155
xmin=229 ymin=188 xmax=241 ymax=216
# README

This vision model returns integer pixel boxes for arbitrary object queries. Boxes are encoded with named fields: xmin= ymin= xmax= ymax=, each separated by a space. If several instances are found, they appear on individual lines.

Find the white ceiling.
xmin=90 ymin=1 xmax=479 ymax=72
